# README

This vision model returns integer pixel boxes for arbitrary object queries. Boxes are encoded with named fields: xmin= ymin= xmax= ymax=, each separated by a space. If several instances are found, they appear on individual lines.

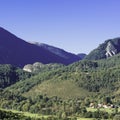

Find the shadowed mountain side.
xmin=77 ymin=53 xmax=86 ymax=59
xmin=30 ymin=42 xmax=81 ymax=63
xmin=0 ymin=27 xmax=81 ymax=67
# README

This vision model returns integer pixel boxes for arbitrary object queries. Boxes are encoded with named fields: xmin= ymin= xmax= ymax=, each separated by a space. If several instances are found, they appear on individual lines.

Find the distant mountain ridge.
xmin=77 ymin=53 xmax=86 ymax=59
xmin=85 ymin=38 xmax=120 ymax=60
xmin=31 ymin=42 xmax=82 ymax=62
xmin=0 ymin=27 xmax=81 ymax=67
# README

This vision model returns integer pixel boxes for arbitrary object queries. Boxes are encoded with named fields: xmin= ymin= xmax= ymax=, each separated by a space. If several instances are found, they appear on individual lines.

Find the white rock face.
xmin=33 ymin=62 xmax=44 ymax=72
xmin=23 ymin=64 xmax=33 ymax=72
xmin=23 ymin=62 xmax=63 ymax=73
xmin=23 ymin=62 xmax=44 ymax=72
xmin=105 ymin=41 xmax=117 ymax=57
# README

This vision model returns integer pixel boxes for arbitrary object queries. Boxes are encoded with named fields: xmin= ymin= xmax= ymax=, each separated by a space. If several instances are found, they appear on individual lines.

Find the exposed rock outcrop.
xmin=85 ymin=38 xmax=120 ymax=60
xmin=105 ymin=41 xmax=117 ymax=57
xmin=23 ymin=62 xmax=64 ymax=73
xmin=23 ymin=62 xmax=45 ymax=72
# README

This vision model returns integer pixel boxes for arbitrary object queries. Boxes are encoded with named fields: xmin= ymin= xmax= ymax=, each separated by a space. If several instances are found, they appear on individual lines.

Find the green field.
xmin=0 ymin=108 xmax=102 ymax=120
xmin=0 ymin=108 xmax=50 ymax=119
xmin=2 ymin=107 xmax=120 ymax=120
xmin=23 ymin=80 xmax=91 ymax=99
xmin=77 ymin=118 xmax=94 ymax=120
xmin=87 ymin=107 xmax=120 ymax=114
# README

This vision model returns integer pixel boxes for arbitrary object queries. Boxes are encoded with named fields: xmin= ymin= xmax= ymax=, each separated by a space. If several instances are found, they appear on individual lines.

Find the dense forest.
xmin=0 ymin=64 xmax=32 ymax=88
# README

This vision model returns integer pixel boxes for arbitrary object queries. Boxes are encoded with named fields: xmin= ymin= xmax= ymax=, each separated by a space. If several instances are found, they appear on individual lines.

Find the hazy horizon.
xmin=0 ymin=0 xmax=120 ymax=54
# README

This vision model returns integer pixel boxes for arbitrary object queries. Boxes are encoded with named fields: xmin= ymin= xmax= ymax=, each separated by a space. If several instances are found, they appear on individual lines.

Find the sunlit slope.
xmin=23 ymin=80 xmax=91 ymax=99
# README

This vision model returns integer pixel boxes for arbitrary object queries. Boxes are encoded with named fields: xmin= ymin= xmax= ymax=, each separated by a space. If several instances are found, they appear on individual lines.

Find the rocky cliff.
xmin=105 ymin=41 xmax=117 ymax=57
xmin=85 ymin=38 xmax=120 ymax=60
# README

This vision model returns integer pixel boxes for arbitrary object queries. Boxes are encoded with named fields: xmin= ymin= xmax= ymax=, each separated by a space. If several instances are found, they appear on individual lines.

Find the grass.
xmin=22 ymin=112 xmax=49 ymax=118
xmin=1 ymin=107 xmax=116 ymax=120
xmin=0 ymin=108 xmax=94 ymax=120
xmin=87 ymin=107 xmax=120 ymax=114
xmin=77 ymin=118 xmax=94 ymax=120
xmin=0 ymin=108 xmax=50 ymax=119
xmin=24 ymin=80 xmax=91 ymax=99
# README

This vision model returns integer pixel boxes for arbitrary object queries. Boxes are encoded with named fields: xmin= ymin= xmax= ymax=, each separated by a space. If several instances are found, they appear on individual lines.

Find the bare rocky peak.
xmin=105 ymin=41 xmax=117 ymax=57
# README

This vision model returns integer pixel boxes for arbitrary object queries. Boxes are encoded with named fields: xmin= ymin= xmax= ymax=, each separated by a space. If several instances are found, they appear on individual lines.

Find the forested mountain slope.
xmin=1 ymin=54 xmax=120 ymax=119
xmin=0 ymin=64 xmax=32 ymax=88
xmin=85 ymin=37 xmax=120 ymax=60
xmin=5 ymin=53 xmax=120 ymax=99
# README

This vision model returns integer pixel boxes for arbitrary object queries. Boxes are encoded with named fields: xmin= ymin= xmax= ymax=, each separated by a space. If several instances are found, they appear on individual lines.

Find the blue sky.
xmin=0 ymin=0 xmax=120 ymax=54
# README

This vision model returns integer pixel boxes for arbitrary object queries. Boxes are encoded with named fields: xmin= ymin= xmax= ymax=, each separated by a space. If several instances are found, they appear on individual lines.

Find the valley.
xmin=0 ymin=28 xmax=120 ymax=119
xmin=1 ymin=52 xmax=120 ymax=119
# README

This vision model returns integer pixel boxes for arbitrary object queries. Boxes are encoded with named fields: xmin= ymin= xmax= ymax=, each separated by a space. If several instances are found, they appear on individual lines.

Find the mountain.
xmin=31 ymin=42 xmax=81 ymax=63
xmin=0 ymin=27 xmax=81 ymax=67
xmin=77 ymin=53 xmax=86 ymax=59
xmin=85 ymin=37 xmax=120 ymax=60
xmin=1 ymin=37 xmax=120 ymax=119
xmin=4 ymin=53 xmax=120 ymax=99
xmin=1 ymin=53 xmax=120 ymax=119
xmin=0 ymin=64 xmax=32 ymax=88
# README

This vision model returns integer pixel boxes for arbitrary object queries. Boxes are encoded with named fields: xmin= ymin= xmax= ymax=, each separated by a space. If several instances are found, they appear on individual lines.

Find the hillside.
xmin=1 ymin=54 xmax=120 ymax=119
xmin=23 ymin=62 xmax=64 ymax=73
xmin=77 ymin=53 xmax=86 ymax=59
xmin=0 ymin=27 xmax=81 ymax=67
xmin=85 ymin=37 xmax=120 ymax=60
xmin=0 ymin=64 xmax=32 ymax=88
xmin=5 ymin=53 xmax=120 ymax=99
xmin=32 ymin=42 xmax=82 ymax=62
xmin=1 ymin=33 xmax=120 ymax=119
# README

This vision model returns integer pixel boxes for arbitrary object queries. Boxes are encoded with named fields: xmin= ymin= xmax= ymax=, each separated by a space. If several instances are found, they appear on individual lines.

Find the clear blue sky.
xmin=0 ymin=0 xmax=120 ymax=54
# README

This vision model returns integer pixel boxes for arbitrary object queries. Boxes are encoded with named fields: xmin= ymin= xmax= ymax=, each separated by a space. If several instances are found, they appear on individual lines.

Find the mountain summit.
xmin=85 ymin=38 xmax=120 ymax=60
xmin=0 ymin=27 xmax=81 ymax=67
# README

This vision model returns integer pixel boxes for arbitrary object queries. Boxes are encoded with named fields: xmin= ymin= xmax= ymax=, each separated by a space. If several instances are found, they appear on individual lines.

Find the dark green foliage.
xmin=5 ymin=68 xmax=64 ymax=94
xmin=4 ymin=54 xmax=120 ymax=98
xmin=0 ymin=109 xmax=31 ymax=120
xmin=0 ymin=64 xmax=32 ymax=88
xmin=113 ymin=114 xmax=120 ymax=120
xmin=98 ymin=53 xmax=120 ymax=68
xmin=68 ymin=60 xmax=98 ymax=72
xmin=85 ymin=42 xmax=107 ymax=60
xmin=0 ymin=109 xmax=74 ymax=120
